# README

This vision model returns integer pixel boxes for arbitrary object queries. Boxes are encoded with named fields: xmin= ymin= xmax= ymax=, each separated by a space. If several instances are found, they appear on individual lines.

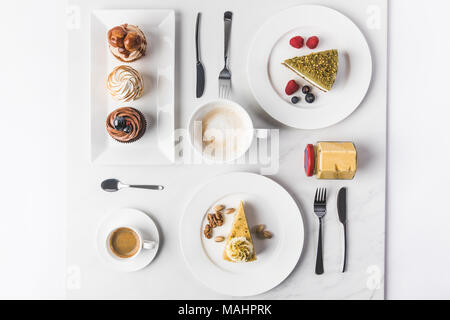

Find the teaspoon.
xmin=101 ymin=179 xmax=164 ymax=192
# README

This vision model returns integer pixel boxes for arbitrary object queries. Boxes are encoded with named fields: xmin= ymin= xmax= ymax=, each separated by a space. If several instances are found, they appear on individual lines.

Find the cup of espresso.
xmin=107 ymin=226 xmax=156 ymax=260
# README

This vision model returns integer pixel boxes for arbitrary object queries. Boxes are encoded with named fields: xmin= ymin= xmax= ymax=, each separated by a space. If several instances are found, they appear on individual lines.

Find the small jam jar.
xmin=304 ymin=142 xmax=357 ymax=180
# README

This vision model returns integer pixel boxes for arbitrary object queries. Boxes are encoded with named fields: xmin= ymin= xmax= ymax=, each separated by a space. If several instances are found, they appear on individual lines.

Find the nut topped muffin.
xmin=107 ymin=65 xmax=144 ymax=102
xmin=107 ymin=24 xmax=147 ymax=62
xmin=106 ymin=107 xmax=147 ymax=143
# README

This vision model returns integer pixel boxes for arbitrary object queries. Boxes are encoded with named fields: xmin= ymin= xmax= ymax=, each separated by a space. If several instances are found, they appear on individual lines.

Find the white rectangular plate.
xmin=90 ymin=9 xmax=175 ymax=165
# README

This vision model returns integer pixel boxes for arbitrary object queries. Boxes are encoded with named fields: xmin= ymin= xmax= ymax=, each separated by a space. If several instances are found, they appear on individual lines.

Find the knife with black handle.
xmin=195 ymin=12 xmax=205 ymax=98
xmin=337 ymin=187 xmax=347 ymax=273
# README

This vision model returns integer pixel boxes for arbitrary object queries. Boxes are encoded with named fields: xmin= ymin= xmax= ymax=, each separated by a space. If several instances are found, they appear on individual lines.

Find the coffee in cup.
xmin=109 ymin=227 xmax=141 ymax=258
xmin=107 ymin=226 xmax=156 ymax=260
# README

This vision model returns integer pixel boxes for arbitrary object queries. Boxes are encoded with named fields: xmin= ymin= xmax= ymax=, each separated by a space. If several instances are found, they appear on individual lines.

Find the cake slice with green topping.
xmin=283 ymin=49 xmax=338 ymax=92
xmin=223 ymin=201 xmax=256 ymax=263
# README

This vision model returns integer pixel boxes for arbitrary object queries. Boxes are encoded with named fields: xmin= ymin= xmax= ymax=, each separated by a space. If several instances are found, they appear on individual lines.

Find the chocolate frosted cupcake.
xmin=106 ymin=107 xmax=147 ymax=143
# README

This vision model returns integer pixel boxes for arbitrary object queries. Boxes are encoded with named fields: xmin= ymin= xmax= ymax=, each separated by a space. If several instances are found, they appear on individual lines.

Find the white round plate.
xmin=96 ymin=208 xmax=160 ymax=272
xmin=180 ymin=172 xmax=304 ymax=296
xmin=248 ymin=5 xmax=372 ymax=129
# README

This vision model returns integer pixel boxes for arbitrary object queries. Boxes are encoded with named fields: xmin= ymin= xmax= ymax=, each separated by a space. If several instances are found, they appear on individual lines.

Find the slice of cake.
xmin=283 ymin=49 xmax=338 ymax=92
xmin=223 ymin=201 xmax=257 ymax=262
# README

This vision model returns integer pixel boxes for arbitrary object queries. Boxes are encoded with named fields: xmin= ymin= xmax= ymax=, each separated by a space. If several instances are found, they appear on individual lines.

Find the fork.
xmin=314 ymin=187 xmax=327 ymax=275
xmin=219 ymin=11 xmax=232 ymax=99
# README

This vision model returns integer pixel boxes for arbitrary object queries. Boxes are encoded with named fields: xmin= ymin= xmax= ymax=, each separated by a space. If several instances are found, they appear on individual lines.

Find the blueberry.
xmin=291 ymin=96 xmax=300 ymax=104
xmin=305 ymin=93 xmax=315 ymax=103
xmin=302 ymin=86 xmax=311 ymax=94
xmin=113 ymin=116 xmax=126 ymax=130
xmin=123 ymin=126 xmax=132 ymax=134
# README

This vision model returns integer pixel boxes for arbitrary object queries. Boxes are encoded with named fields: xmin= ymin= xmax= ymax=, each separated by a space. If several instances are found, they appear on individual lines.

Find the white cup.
xmin=188 ymin=99 xmax=254 ymax=163
xmin=106 ymin=226 xmax=156 ymax=260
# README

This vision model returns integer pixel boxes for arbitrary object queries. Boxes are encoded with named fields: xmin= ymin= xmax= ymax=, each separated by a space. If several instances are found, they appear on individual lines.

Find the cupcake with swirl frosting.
xmin=106 ymin=107 xmax=147 ymax=143
xmin=107 ymin=65 xmax=144 ymax=102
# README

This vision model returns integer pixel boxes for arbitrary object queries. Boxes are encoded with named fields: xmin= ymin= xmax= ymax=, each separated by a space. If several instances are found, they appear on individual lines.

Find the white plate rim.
xmin=247 ymin=4 xmax=372 ymax=129
xmin=179 ymin=172 xmax=304 ymax=296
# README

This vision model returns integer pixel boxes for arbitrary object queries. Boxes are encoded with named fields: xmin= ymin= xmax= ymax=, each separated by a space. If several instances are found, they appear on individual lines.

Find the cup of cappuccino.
xmin=188 ymin=99 xmax=254 ymax=163
xmin=107 ymin=226 xmax=156 ymax=260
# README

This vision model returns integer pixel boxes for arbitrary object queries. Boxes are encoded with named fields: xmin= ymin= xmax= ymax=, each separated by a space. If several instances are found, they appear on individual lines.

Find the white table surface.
xmin=1 ymin=0 xmax=450 ymax=300
xmin=66 ymin=0 xmax=386 ymax=300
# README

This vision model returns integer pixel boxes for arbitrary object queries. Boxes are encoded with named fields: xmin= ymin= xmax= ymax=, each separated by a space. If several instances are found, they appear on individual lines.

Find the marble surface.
xmin=66 ymin=0 xmax=387 ymax=299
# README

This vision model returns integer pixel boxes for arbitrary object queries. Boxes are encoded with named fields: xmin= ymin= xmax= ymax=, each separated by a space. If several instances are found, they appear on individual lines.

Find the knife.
xmin=337 ymin=187 xmax=347 ymax=273
xmin=195 ymin=12 xmax=205 ymax=98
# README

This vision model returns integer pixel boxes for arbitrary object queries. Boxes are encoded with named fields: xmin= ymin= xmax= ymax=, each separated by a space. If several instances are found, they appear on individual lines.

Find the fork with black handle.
xmin=314 ymin=188 xmax=327 ymax=275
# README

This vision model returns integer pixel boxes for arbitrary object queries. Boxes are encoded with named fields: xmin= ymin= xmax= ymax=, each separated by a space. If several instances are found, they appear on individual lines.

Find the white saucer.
xmin=96 ymin=208 xmax=160 ymax=272
xmin=248 ymin=5 xmax=372 ymax=129
xmin=180 ymin=172 xmax=304 ymax=296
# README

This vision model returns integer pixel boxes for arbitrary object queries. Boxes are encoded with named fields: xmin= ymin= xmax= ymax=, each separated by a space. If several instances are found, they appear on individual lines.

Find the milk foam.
xmin=200 ymin=106 xmax=251 ymax=161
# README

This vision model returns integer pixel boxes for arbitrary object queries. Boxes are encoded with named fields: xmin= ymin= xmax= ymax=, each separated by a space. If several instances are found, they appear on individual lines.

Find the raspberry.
xmin=285 ymin=80 xmax=300 ymax=95
xmin=306 ymin=36 xmax=319 ymax=49
xmin=289 ymin=36 xmax=304 ymax=49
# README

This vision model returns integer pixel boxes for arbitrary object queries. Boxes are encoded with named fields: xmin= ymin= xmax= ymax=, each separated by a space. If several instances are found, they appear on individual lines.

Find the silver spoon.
xmin=101 ymin=179 xmax=164 ymax=192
